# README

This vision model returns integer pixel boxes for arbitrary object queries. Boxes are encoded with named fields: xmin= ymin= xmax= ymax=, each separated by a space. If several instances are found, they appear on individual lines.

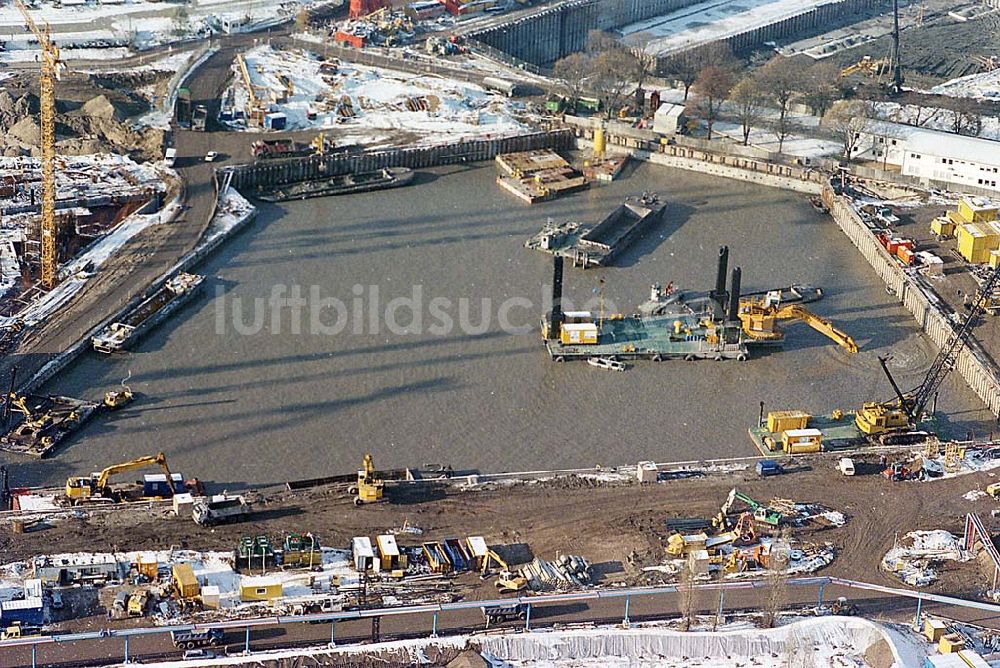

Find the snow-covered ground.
xmin=0 ymin=0 xmax=305 ymax=56
xmin=226 ymin=45 xmax=528 ymax=146
xmin=930 ymin=68 xmax=1000 ymax=102
xmin=882 ymin=529 xmax=970 ymax=587
xmin=620 ymin=0 xmax=840 ymax=57
xmin=712 ymin=120 xmax=841 ymax=158
xmin=124 ymin=617 xmax=930 ymax=668
xmin=873 ymin=100 xmax=1000 ymax=142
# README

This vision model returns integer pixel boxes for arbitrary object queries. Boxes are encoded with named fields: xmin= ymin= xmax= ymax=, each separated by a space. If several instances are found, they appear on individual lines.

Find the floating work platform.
xmin=748 ymin=413 xmax=864 ymax=456
xmin=0 ymin=395 xmax=99 ymax=457
xmin=495 ymin=149 xmax=588 ymax=204
xmin=582 ymin=155 xmax=628 ymax=183
xmin=525 ymin=193 xmax=666 ymax=268
xmin=255 ymin=167 xmax=415 ymax=202
xmin=544 ymin=311 xmax=749 ymax=362
xmin=748 ymin=412 xmax=935 ymax=455
xmin=92 ymin=273 xmax=205 ymax=354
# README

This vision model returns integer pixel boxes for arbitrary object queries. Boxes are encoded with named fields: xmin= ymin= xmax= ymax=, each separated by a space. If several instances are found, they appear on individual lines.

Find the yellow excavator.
xmin=349 ymin=453 xmax=384 ymax=506
xmin=738 ymin=300 xmax=858 ymax=354
xmin=841 ymin=55 xmax=891 ymax=79
xmin=65 ymin=452 xmax=175 ymax=504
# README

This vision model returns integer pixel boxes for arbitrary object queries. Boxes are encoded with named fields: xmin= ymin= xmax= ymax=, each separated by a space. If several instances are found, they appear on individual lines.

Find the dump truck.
xmin=193 ymin=494 xmax=252 ymax=526
xmin=482 ymin=603 xmax=528 ymax=626
xmin=2 ymin=622 xmax=42 ymax=641
xmin=170 ymin=628 xmax=223 ymax=650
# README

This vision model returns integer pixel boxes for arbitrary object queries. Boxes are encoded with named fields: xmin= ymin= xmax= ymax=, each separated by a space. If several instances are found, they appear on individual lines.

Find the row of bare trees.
xmin=552 ymin=30 xmax=656 ymax=119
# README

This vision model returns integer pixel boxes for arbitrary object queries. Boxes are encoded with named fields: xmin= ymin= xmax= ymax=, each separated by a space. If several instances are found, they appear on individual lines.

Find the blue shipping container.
xmin=0 ymin=597 xmax=44 ymax=625
xmin=756 ymin=460 xmax=782 ymax=476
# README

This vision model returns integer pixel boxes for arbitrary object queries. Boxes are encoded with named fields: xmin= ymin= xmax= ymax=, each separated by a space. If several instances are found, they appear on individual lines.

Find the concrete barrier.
xmin=650 ymin=152 xmax=823 ymax=194
xmin=227 ymin=130 xmax=575 ymax=190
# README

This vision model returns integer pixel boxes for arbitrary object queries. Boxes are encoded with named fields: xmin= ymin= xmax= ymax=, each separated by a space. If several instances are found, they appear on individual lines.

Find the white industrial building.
xmin=853 ymin=121 xmax=1000 ymax=192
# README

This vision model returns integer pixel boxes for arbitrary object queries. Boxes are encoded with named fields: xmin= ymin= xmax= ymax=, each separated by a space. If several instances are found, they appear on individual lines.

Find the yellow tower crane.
xmin=15 ymin=0 xmax=62 ymax=290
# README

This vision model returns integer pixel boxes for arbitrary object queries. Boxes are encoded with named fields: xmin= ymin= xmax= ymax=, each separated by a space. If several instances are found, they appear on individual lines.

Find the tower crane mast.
xmin=14 ymin=0 xmax=62 ymax=290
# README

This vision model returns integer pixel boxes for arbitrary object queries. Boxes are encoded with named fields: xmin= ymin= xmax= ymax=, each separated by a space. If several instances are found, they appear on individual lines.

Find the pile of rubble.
xmin=881 ymin=530 xmax=970 ymax=586
xmin=0 ymin=91 xmax=163 ymax=161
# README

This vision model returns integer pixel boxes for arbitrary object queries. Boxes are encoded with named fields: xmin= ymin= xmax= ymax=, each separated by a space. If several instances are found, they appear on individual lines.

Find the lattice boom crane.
xmin=14 ymin=0 xmax=62 ymax=290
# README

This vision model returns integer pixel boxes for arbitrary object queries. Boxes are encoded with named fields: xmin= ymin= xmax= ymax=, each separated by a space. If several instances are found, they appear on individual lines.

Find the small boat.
xmin=587 ymin=357 xmax=627 ymax=371
xmin=256 ymin=167 xmax=415 ymax=202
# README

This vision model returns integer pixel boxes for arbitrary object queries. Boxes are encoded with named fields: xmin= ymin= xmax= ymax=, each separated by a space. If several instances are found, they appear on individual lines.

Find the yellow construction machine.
xmin=65 ymin=452 xmax=175 ymax=504
xmin=738 ymin=300 xmax=858 ymax=354
xmin=841 ymin=55 xmax=891 ymax=79
xmin=857 ymin=267 xmax=1000 ymax=442
xmin=350 ymin=453 xmax=384 ymax=506
xmin=103 ymin=371 xmax=134 ymax=410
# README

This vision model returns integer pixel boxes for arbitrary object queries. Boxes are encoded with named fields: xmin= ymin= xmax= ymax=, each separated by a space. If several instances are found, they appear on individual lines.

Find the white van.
xmin=164 ymin=147 xmax=177 ymax=167
xmin=838 ymin=458 xmax=855 ymax=476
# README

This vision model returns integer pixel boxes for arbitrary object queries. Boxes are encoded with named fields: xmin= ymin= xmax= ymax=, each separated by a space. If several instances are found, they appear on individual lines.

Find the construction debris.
xmin=882 ymin=530 xmax=970 ymax=586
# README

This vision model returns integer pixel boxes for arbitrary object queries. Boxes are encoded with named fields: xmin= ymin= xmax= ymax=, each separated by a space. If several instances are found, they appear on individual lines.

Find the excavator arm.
xmin=95 ymin=452 xmax=172 ymax=490
xmin=775 ymin=304 xmax=859 ymax=354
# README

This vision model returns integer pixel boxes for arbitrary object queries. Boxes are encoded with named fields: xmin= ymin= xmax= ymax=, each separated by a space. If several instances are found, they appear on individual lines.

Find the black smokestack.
xmin=712 ymin=246 xmax=729 ymax=320
xmin=714 ymin=246 xmax=728 ymax=297
xmin=549 ymin=255 xmax=564 ymax=340
xmin=728 ymin=267 xmax=742 ymax=322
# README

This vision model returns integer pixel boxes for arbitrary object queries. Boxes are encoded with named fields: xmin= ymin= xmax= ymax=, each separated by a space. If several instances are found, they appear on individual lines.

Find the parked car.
xmin=756 ymin=459 xmax=783 ymax=477
xmin=204 ymin=151 xmax=219 ymax=162
xmin=838 ymin=458 xmax=855 ymax=476
xmin=183 ymin=648 xmax=217 ymax=660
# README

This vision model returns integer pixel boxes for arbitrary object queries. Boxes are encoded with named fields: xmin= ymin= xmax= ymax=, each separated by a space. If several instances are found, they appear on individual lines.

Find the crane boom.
xmin=774 ymin=304 xmax=859 ymax=354
xmin=94 ymin=452 xmax=173 ymax=490
xmin=14 ymin=0 xmax=61 ymax=290
xmin=908 ymin=266 xmax=1000 ymax=419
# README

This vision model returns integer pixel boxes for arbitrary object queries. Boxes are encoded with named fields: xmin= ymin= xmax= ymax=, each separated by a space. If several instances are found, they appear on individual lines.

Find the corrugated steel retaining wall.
xmin=826 ymin=187 xmax=1000 ymax=417
xmin=226 ymin=130 xmax=575 ymax=190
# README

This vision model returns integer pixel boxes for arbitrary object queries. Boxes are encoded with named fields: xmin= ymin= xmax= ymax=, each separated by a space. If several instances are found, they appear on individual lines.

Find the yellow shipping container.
xmin=172 ymin=563 xmax=200 ymax=599
xmin=991 ymin=250 xmax=1000 ymax=268
xmin=939 ymin=632 xmax=966 ymax=653
xmin=240 ymin=576 xmax=283 ymax=602
xmin=560 ymin=323 xmax=598 ymax=345
xmin=924 ymin=618 xmax=947 ymax=642
xmin=946 ymin=210 xmax=967 ymax=226
xmin=781 ymin=428 xmax=822 ymax=454
xmin=957 ymin=223 xmax=999 ymax=264
xmin=766 ymin=410 xmax=809 ymax=434
xmin=958 ymin=196 xmax=998 ymax=224
xmin=930 ymin=217 xmax=956 ymax=238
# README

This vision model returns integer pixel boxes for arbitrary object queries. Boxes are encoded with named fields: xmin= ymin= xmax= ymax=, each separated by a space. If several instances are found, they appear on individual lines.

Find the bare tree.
xmin=691 ymin=65 xmax=734 ymax=139
xmin=757 ymin=56 xmax=803 ymax=152
xmin=591 ymin=48 xmax=641 ymax=119
xmin=552 ymin=52 xmax=591 ymax=111
xmin=762 ymin=557 xmax=787 ymax=628
xmin=660 ymin=43 xmax=736 ymax=101
xmin=799 ymin=62 xmax=842 ymax=118
xmin=728 ymin=75 xmax=766 ymax=145
xmin=678 ymin=565 xmax=697 ymax=631
xmin=945 ymin=97 xmax=983 ymax=136
xmin=824 ymin=100 xmax=871 ymax=159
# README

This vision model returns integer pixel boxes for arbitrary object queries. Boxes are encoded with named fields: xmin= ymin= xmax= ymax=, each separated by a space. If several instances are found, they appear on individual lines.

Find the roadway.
xmin=3 ymin=579 xmax=999 ymax=667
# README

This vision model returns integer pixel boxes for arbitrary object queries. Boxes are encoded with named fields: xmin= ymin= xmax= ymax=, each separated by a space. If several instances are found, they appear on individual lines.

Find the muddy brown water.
xmin=7 ymin=161 xmax=995 ymax=489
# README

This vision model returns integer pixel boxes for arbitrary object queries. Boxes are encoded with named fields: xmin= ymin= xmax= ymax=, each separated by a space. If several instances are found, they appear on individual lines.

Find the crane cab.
xmin=854 ymin=402 xmax=910 ymax=435
xmin=65 ymin=475 xmax=101 ymax=502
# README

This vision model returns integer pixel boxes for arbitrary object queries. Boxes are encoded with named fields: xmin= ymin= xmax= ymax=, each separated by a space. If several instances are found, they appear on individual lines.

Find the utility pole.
xmin=891 ymin=0 xmax=904 ymax=94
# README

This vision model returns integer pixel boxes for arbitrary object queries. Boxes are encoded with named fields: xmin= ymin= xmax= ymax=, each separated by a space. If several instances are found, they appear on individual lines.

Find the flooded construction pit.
xmin=11 ymin=161 xmax=997 ymax=487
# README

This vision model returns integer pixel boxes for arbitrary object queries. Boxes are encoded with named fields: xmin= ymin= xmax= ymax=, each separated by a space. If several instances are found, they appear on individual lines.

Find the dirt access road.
xmin=7 ymin=455 xmax=1000 ymax=601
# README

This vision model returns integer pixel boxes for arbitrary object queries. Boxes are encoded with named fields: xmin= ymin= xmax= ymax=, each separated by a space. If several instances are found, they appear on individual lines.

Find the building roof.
xmin=905 ymin=127 xmax=1000 ymax=166
xmin=1 ymin=597 xmax=43 ymax=611
xmin=352 ymin=537 xmax=374 ymax=558
xmin=376 ymin=534 xmax=399 ymax=556
xmin=654 ymin=103 xmax=685 ymax=119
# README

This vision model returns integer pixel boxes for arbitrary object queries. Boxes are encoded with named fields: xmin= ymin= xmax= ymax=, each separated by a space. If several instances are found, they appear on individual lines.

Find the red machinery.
xmin=349 ymin=0 xmax=388 ymax=18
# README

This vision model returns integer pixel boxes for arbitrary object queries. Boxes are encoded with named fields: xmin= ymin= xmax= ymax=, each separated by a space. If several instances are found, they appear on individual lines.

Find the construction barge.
xmin=255 ymin=167 xmax=414 ymax=202
xmin=541 ymin=247 xmax=853 ymax=362
xmin=92 ymin=273 xmax=204 ymax=354
xmin=495 ymin=150 xmax=588 ymax=204
xmin=524 ymin=193 xmax=666 ymax=268
xmin=0 ymin=395 xmax=99 ymax=457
